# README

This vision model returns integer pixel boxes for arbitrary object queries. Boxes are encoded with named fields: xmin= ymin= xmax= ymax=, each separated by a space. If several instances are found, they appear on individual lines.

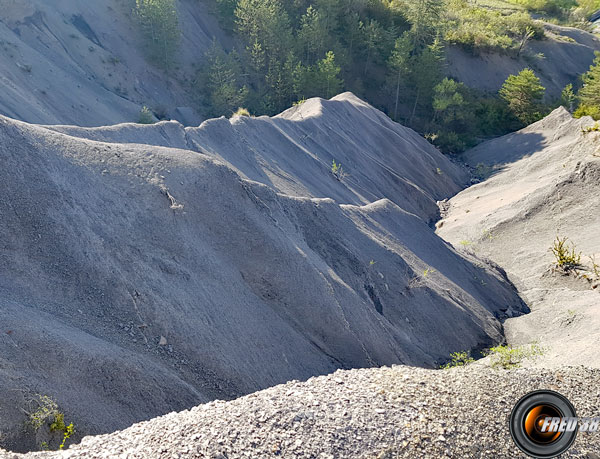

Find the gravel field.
xmin=3 ymin=363 xmax=599 ymax=458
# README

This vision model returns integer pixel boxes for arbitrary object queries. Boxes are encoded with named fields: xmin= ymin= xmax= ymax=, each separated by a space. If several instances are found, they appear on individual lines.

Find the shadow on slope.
xmin=0 ymin=95 xmax=527 ymax=452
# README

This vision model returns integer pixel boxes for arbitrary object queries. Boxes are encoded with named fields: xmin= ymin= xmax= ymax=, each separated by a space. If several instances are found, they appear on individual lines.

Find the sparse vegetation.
xmin=331 ymin=160 xmax=346 ymax=181
xmin=445 ymin=0 xmax=544 ymax=53
xmin=25 ymin=395 xmax=75 ymax=451
xmin=582 ymin=122 xmax=600 ymax=132
xmin=590 ymin=255 xmax=600 ymax=277
xmin=551 ymin=236 xmax=581 ymax=270
xmin=423 ymin=267 xmax=436 ymax=277
xmin=441 ymin=350 xmax=475 ymax=369
xmin=486 ymin=343 xmax=544 ymax=368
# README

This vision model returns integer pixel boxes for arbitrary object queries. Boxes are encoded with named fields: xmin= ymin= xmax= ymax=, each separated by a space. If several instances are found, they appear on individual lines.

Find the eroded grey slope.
xmin=0 ymin=0 xmax=226 ymax=126
xmin=0 ymin=95 xmax=526 ymax=451
xmin=437 ymin=107 xmax=600 ymax=368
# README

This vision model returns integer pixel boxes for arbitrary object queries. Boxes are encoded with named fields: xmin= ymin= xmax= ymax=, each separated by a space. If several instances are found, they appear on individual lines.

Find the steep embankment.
xmin=0 ymin=0 xmax=227 ymax=125
xmin=0 ymin=94 xmax=527 ymax=452
xmin=437 ymin=107 xmax=600 ymax=368
xmin=446 ymin=24 xmax=600 ymax=98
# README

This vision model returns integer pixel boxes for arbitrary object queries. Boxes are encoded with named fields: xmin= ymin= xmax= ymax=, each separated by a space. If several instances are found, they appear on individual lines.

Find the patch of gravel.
xmin=4 ymin=364 xmax=599 ymax=458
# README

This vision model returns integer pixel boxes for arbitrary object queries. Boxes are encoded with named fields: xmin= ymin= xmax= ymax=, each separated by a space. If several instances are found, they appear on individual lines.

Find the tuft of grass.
xmin=232 ymin=107 xmax=250 ymax=117
xmin=440 ymin=351 xmax=474 ymax=369
xmin=293 ymin=98 xmax=307 ymax=106
xmin=423 ymin=267 xmax=436 ymax=277
xmin=486 ymin=343 xmax=544 ymax=369
xmin=591 ymin=255 xmax=599 ymax=278
xmin=551 ymin=236 xmax=581 ymax=270
xmin=582 ymin=122 xmax=600 ymax=133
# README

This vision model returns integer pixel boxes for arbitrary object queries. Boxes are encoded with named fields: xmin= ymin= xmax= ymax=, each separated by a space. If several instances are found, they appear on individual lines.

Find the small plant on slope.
xmin=551 ymin=236 xmax=581 ymax=271
xmin=582 ymin=122 xmax=600 ymax=133
xmin=25 ymin=395 xmax=76 ymax=450
xmin=441 ymin=351 xmax=474 ymax=369
xmin=331 ymin=160 xmax=346 ymax=181
xmin=138 ymin=106 xmax=154 ymax=124
xmin=232 ymin=107 xmax=250 ymax=117
xmin=486 ymin=343 xmax=544 ymax=369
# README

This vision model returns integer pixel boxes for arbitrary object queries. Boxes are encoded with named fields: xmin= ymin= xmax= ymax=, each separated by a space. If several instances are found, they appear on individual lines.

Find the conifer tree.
xmin=499 ymin=68 xmax=546 ymax=125
xmin=135 ymin=0 xmax=180 ymax=69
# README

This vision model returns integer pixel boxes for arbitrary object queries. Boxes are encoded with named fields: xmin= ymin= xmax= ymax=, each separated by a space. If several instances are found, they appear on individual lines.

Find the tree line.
xmin=133 ymin=0 xmax=600 ymax=152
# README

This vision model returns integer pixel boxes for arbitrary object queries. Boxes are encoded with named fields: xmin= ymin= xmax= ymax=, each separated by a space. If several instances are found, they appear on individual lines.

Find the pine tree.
xmin=404 ymin=0 xmax=443 ymax=50
xmin=499 ymin=68 xmax=546 ymax=125
xmin=388 ymin=33 xmax=412 ymax=120
xmin=298 ymin=6 xmax=327 ymax=65
xmin=577 ymin=52 xmax=600 ymax=120
xmin=316 ymin=51 xmax=344 ymax=99
xmin=135 ymin=0 xmax=180 ymax=69
xmin=362 ymin=19 xmax=384 ymax=77
xmin=560 ymin=84 xmax=576 ymax=113
xmin=433 ymin=78 xmax=466 ymax=122
xmin=199 ymin=43 xmax=249 ymax=116
xmin=409 ymin=38 xmax=444 ymax=124
xmin=235 ymin=0 xmax=292 ymax=60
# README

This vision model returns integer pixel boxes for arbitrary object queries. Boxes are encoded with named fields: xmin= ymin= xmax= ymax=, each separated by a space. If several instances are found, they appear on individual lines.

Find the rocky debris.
xmin=2 ymin=364 xmax=599 ymax=458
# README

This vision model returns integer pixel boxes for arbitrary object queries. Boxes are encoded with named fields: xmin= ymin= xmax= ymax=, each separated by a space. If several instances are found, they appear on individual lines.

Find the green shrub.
xmin=27 ymin=395 xmax=60 ymax=430
xmin=574 ymin=104 xmax=600 ymax=120
xmin=25 ymin=395 xmax=75 ymax=451
xmin=331 ymin=159 xmax=346 ymax=181
xmin=138 ymin=106 xmax=155 ymax=124
xmin=441 ymin=351 xmax=475 ymax=369
xmin=486 ymin=343 xmax=544 ymax=368
xmin=551 ymin=236 xmax=581 ymax=270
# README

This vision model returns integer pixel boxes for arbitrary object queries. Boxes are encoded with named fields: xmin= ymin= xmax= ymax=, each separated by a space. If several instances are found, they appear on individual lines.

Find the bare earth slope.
xmin=446 ymin=24 xmax=600 ymax=98
xmin=437 ymin=107 xmax=600 ymax=368
xmin=0 ymin=94 xmax=527 ymax=452
xmin=0 ymin=0 xmax=226 ymax=125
